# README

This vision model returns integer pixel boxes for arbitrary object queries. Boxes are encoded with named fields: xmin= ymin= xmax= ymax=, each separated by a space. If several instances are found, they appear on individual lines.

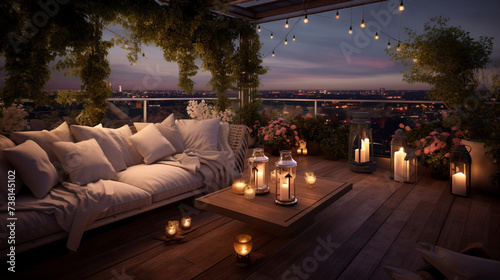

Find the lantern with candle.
xmin=275 ymin=150 xmax=297 ymax=205
xmin=234 ymin=234 xmax=253 ymax=262
xmin=450 ymin=145 xmax=471 ymax=196
xmin=248 ymin=148 xmax=269 ymax=194
xmin=180 ymin=217 xmax=192 ymax=230
xmin=349 ymin=112 xmax=376 ymax=173
xmin=391 ymin=129 xmax=408 ymax=182
xmin=404 ymin=148 xmax=418 ymax=183
xmin=297 ymin=140 xmax=308 ymax=155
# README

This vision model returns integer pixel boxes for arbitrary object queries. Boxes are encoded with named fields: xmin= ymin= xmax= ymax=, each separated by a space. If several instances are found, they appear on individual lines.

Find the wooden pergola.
xmin=206 ymin=0 xmax=389 ymax=23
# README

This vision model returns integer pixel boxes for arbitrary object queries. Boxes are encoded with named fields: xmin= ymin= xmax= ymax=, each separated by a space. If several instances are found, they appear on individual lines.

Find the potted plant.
xmin=320 ymin=125 xmax=349 ymax=160
xmin=387 ymin=16 xmax=499 ymax=189
xmin=258 ymin=118 xmax=300 ymax=156
xmin=291 ymin=113 xmax=326 ymax=156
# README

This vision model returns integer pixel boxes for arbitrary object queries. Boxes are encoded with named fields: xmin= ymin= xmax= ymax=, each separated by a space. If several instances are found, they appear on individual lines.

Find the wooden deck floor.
xmin=4 ymin=154 xmax=500 ymax=280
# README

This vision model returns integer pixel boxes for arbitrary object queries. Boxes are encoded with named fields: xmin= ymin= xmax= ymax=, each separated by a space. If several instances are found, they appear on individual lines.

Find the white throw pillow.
xmin=52 ymin=139 xmax=118 ymax=185
xmin=176 ymin=118 xmax=220 ymax=151
xmin=70 ymin=125 xmax=128 ymax=172
xmin=10 ymin=121 xmax=74 ymax=163
xmin=3 ymin=140 xmax=59 ymax=198
xmin=115 ymin=125 xmax=144 ymax=166
xmin=0 ymin=135 xmax=23 ymax=204
xmin=129 ymin=124 xmax=176 ymax=164
xmin=134 ymin=114 xmax=184 ymax=153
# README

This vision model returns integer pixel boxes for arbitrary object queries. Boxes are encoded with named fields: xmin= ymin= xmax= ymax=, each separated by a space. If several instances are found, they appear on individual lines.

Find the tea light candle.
xmin=165 ymin=223 xmax=177 ymax=238
xmin=244 ymin=185 xmax=256 ymax=199
xmin=234 ymin=234 xmax=252 ymax=257
xmin=180 ymin=217 xmax=192 ymax=230
xmin=232 ymin=180 xmax=246 ymax=194
xmin=302 ymin=148 xmax=308 ymax=155
xmin=305 ymin=172 xmax=316 ymax=185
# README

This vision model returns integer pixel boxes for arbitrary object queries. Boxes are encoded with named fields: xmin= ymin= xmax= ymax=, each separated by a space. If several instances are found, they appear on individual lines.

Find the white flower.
xmin=0 ymin=104 xmax=30 ymax=134
xmin=186 ymin=100 xmax=235 ymax=123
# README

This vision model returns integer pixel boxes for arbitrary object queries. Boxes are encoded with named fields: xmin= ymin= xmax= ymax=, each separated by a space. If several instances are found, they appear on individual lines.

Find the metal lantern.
xmin=248 ymin=148 xmax=269 ymax=194
xmin=234 ymin=234 xmax=252 ymax=263
xmin=450 ymin=145 xmax=471 ymax=196
xmin=391 ymin=129 xmax=408 ymax=180
xmin=349 ymin=112 xmax=376 ymax=173
xmin=275 ymin=150 xmax=297 ymax=205
xmin=404 ymin=148 xmax=418 ymax=183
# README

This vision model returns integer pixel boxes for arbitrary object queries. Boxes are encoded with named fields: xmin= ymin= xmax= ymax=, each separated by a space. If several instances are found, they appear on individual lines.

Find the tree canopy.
xmin=0 ymin=0 xmax=267 ymax=125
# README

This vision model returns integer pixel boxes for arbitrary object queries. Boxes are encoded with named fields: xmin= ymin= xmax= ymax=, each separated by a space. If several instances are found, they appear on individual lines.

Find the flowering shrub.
xmin=248 ymin=120 xmax=262 ymax=138
xmin=186 ymin=100 xmax=235 ymax=123
xmin=258 ymin=118 xmax=300 ymax=152
xmin=291 ymin=113 xmax=326 ymax=142
xmin=0 ymin=104 xmax=30 ymax=134
xmin=401 ymin=116 xmax=463 ymax=174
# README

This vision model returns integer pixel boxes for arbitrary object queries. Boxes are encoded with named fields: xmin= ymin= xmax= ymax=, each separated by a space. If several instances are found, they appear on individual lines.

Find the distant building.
xmin=119 ymin=86 xmax=122 ymax=93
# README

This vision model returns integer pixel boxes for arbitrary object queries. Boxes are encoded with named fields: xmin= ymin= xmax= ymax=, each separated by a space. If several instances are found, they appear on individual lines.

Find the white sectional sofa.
xmin=0 ymin=114 xmax=249 ymax=254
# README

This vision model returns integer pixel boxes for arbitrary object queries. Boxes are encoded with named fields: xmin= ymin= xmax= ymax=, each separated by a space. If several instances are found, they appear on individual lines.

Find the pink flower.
xmin=399 ymin=123 xmax=405 ymax=129
xmin=440 ymin=142 xmax=447 ymax=149
xmin=264 ymin=134 xmax=270 ymax=141
xmin=295 ymin=136 xmax=300 ymax=141
xmin=441 ymin=132 xmax=450 ymax=137
xmin=278 ymin=117 xmax=284 ymax=121
xmin=445 ymin=153 xmax=450 ymax=158
xmin=306 ymin=113 xmax=313 ymax=118
xmin=290 ymin=125 xmax=297 ymax=130
xmin=420 ymin=138 xmax=426 ymax=143
xmin=426 ymin=136 xmax=432 ymax=139
xmin=451 ymin=126 xmax=458 ymax=131
xmin=275 ymin=130 xmax=281 ymax=136
xmin=452 ymin=137 xmax=461 ymax=147
xmin=430 ymin=131 xmax=439 ymax=136
xmin=281 ymin=127 xmax=286 ymax=131
xmin=249 ymin=128 xmax=253 ymax=133
xmin=416 ymin=123 xmax=422 ymax=128
xmin=455 ymin=131 xmax=463 ymax=138
xmin=287 ymin=139 xmax=290 ymax=143
xmin=405 ymin=126 xmax=411 ymax=131
xmin=441 ymin=110 xmax=449 ymax=117
xmin=424 ymin=147 xmax=430 ymax=154
xmin=415 ymin=149 xmax=422 ymax=156
xmin=294 ymin=131 xmax=298 ymax=135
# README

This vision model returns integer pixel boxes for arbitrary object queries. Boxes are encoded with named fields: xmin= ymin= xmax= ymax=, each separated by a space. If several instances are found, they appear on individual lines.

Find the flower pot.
xmin=306 ymin=141 xmax=322 ymax=156
xmin=248 ymin=136 xmax=257 ymax=148
xmin=462 ymin=140 xmax=498 ymax=192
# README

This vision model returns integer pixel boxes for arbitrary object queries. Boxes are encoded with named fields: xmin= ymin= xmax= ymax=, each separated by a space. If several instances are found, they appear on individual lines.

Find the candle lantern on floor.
xmin=348 ymin=112 xmax=376 ymax=173
xmin=450 ymin=145 xmax=471 ymax=196
xmin=248 ymin=148 xmax=269 ymax=194
xmin=404 ymin=148 xmax=418 ymax=183
xmin=275 ymin=150 xmax=297 ymax=205
xmin=165 ymin=220 xmax=179 ymax=238
xmin=391 ymin=129 xmax=408 ymax=181
xmin=234 ymin=234 xmax=252 ymax=262
xmin=297 ymin=140 xmax=307 ymax=155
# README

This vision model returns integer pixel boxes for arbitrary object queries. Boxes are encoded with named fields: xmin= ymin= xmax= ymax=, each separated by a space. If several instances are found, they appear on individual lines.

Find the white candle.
xmin=394 ymin=147 xmax=406 ymax=182
xmin=361 ymin=138 xmax=370 ymax=162
xmin=355 ymin=148 xmax=360 ymax=163
xmin=280 ymin=182 xmax=290 ymax=200
xmin=244 ymin=186 xmax=256 ymax=199
xmin=452 ymin=172 xmax=467 ymax=196
xmin=254 ymin=163 xmax=265 ymax=188
xmin=232 ymin=181 xmax=246 ymax=194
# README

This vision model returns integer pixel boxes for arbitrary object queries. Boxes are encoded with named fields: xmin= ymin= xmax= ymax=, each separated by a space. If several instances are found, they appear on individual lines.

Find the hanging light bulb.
xmin=397 ymin=42 xmax=401 ymax=51
xmin=387 ymin=41 xmax=391 ymax=49
xmin=336 ymin=10 xmax=339 ymax=19
xmin=284 ymin=38 xmax=288 ymax=45
xmin=293 ymin=34 xmax=296 ymax=41
xmin=360 ymin=19 xmax=365 ymax=28
xmin=304 ymin=14 xmax=308 ymax=23
xmin=272 ymin=51 xmax=275 ymax=57
xmin=258 ymin=25 xmax=261 ymax=32
xmin=375 ymin=32 xmax=379 ymax=40
xmin=399 ymin=0 xmax=404 ymax=11
xmin=270 ymin=32 xmax=273 ymax=39
xmin=349 ymin=25 xmax=353 ymax=34
xmin=285 ymin=19 xmax=289 ymax=28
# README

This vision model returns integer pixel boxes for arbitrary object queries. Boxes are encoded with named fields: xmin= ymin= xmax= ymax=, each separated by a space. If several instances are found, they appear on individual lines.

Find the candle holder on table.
xmin=275 ymin=150 xmax=297 ymax=205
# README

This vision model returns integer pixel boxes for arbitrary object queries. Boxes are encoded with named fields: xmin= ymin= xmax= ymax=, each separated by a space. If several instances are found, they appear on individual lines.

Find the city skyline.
xmin=6 ymin=0 xmax=500 ymax=92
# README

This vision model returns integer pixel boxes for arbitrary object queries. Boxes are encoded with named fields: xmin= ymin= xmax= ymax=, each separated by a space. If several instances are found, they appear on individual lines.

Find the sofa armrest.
xmin=228 ymin=124 xmax=249 ymax=175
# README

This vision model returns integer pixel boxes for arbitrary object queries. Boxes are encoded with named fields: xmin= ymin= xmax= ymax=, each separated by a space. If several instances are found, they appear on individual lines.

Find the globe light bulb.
xmin=270 ymin=32 xmax=273 ymax=39
xmin=375 ymin=32 xmax=379 ymax=40
xmin=293 ymin=35 xmax=296 ymax=41
xmin=349 ymin=25 xmax=353 ymax=34
xmin=304 ymin=15 xmax=308 ymax=23
xmin=399 ymin=1 xmax=404 ymax=11
xmin=387 ymin=41 xmax=391 ymax=49
xmin=272 ymin=51 xmax=275 ymax=57
xmin=284 ymin=38 xmax=288 ymax=45
xmin=336 ymin=10 xmax=339 ymax=19
xmin=360 ymin=19 xmax=365 ymax=28
xmin=397 ymin=42 xmax=401 ymax=51
xmin=285 ymin=19 xmax=289 ymax=28
xmin=258 ymin=25 xmax=261 ymax=32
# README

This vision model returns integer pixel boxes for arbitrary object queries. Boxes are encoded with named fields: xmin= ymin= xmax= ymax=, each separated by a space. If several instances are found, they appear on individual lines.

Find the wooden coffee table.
xmin=195 ymin=175 xmax=352 ymax=237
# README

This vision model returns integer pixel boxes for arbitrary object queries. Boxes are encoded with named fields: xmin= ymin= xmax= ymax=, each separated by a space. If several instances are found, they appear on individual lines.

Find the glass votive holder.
xmin=165 ymin=220 xmax=179 ymax=238
xmin=180 ymin=217 xmax=192 ymax=230
xmin=232 ymin=180 xmax=246 ymax=194
xmin=305 ymin=172 xmax=317 ymax=185
xmin=244 ymin=185 xmax=256 ymax=199
xmin=234 ymin=234 xmax=252 ymax=262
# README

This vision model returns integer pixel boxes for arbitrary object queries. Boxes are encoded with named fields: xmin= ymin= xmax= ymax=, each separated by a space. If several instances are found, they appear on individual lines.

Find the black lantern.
xmin=450 ymin=145 xmax=471 ymax=196
xmin=349 ymin=112 xmax=376 ymax=173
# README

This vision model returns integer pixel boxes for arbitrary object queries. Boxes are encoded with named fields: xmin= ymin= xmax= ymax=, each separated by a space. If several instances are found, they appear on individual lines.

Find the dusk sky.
xmin=33 ymin=0 xmax=500 ymax=91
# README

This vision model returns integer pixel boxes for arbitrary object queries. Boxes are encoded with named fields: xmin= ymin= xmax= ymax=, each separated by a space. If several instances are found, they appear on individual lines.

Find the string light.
xmin=272 ymin=51 xmax=275 ymax=57
xmin=399 ymin=1 xmax=404 ymax=11
xmin=284 ymin=38 xmax=288 ymax=45
xmin=336 ymin=10 xmax=339 ymax=19
xmin=270 ymin=32 xmax=273 ymax=39
xmin=361 ymin=6 xmax=365 ymax=28
xmin=397 ymin=42 xmax=401 ymax=51
xmin=387 ymin=40 xmax=391 ymax=49
xmin=304 ymin=14 xmax=308 ymax=23
xmin=349 ymin=25 xmax=353 ymax=34
xmin=258 ymin=25 xmax=261 ymax=32
xmin=293 ymin=34 xmax=296 ymax=41
xmin=285 ymin=19 xmax=289 ymax=28
xmin=375 ymin=32 xmax=379 ymax=40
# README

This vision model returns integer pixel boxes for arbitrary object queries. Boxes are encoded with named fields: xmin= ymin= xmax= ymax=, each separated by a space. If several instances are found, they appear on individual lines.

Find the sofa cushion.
xmin=115 ymin=125 xmax=143 ymax=166
xmin=134 ymin=114 xmax=184 ymax=154
xmin=118 ymin=164 xmax=204 ymax=203
xmin=52 ymin=139 xmax=118 ymax=185
xmin=70 ymin=125 xmax=128 ymax=172
xmin=3 ymin=140 xmax=59 ymax=198
xmin=129 ymin=124 xmax=176 ymax=164
xmin=0 ymin=135 xmax=23 ymax=205
xmin=10 ymin=122 xmax=74 ymax=163
xmin=91 ymin=180 xmax=152 ymax=219
xmin=176 ymin=118 xmax=220 ymax=151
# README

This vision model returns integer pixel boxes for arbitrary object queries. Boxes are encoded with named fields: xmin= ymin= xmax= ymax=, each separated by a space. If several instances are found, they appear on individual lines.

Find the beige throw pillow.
xmin=0 ymin=135 xmax=23 ymax=204
xmin=129 ymin=124 xmax=176 ymax=164
xmin=3 ymin=140 xmax=59 ymax=198
xmin=176 ymin=118 xmax=220 ymax=151
xmin=52 ymin=139 xmax=118 ymax=185
xmin=134 ymin=113 xmax=184 ymax=153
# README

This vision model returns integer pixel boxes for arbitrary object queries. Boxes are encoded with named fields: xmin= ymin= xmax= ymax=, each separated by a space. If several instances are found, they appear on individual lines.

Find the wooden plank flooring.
xmin=3 ymin=153 xmax=499 ymax=280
